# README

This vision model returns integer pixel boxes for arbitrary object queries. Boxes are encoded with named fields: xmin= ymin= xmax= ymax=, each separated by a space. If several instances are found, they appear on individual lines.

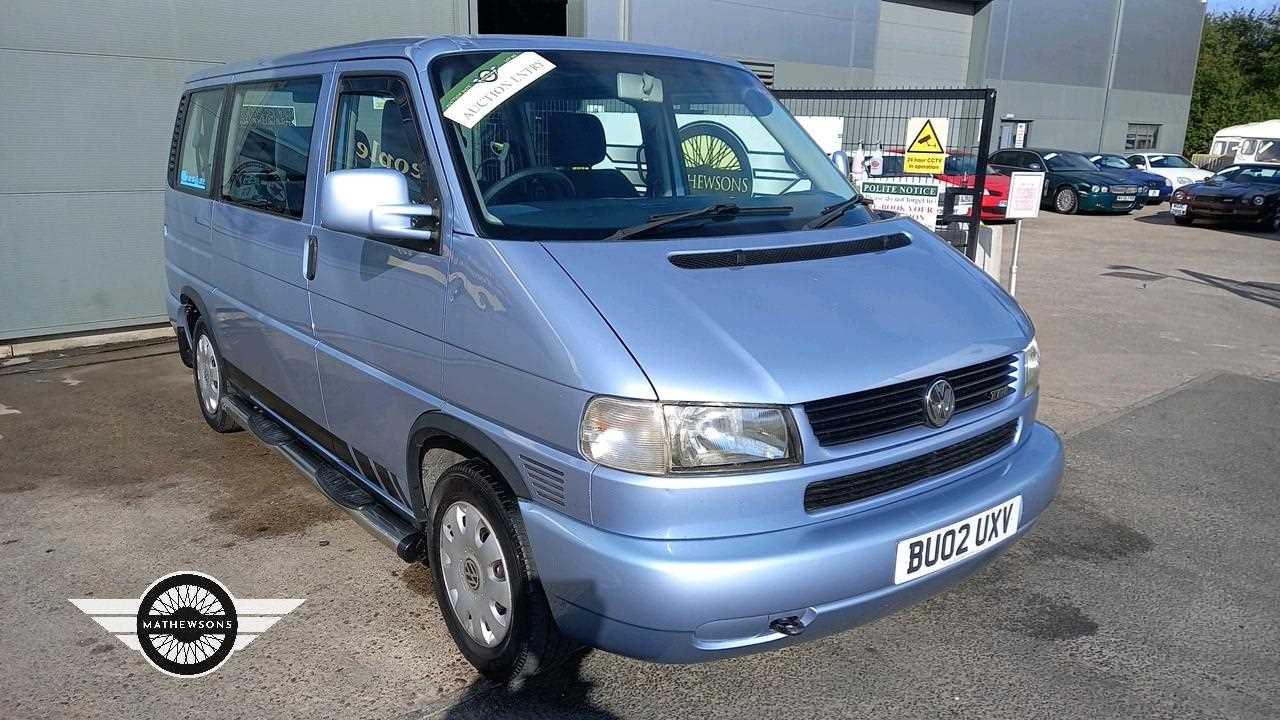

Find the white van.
xmin=1210 ymin=120 xmax=1280 ymax=165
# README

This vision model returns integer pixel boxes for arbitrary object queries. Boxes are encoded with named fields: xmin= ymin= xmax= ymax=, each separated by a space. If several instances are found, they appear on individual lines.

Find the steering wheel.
xmin=226 ymin=160 xmax=287 ymax=210
xmin=483 ymin=168 xmax=576 ymax=204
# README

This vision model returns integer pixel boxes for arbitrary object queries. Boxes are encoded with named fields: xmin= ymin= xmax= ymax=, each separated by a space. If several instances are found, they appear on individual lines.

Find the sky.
xmin=1205 ymin=0 xmax=1277 ymax=13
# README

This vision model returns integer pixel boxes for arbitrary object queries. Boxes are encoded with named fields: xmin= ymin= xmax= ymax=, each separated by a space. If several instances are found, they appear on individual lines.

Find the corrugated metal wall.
xmin=0 ymin=0 xmax=469 ymax=340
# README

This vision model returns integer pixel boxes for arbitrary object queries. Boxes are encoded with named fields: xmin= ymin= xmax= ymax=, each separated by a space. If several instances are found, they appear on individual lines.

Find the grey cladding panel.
xmin=992 ymin=0 xmax=1116 ymax=88
xmin=874 ymin=1 xmax=973 ymax=86
xmin=626 ymin=0 xmax=875 ymax=69
xmin=1112 ymin=1 xmax=1204 ymax=95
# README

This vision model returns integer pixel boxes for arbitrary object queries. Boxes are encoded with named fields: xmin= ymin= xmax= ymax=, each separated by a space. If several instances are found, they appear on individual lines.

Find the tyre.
xmin=1053 ymin=186 xmax=1079 ymax=214
xmin=1174 ymin=215 xmax=1193 ymax=226
xmin=191 ymin=319 xmax=239 ymax=433
xmin=1257 ymin=208 xmax=1280 ymax=234
xmin=428 ymin=460 xmax=574 ymax=682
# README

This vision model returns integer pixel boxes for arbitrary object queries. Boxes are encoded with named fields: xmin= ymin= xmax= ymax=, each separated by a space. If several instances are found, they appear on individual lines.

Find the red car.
xmin=937 ymin=154 xmax=1011 ymax=222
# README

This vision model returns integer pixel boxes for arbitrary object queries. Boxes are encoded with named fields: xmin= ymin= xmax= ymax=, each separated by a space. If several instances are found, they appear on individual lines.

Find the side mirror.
xmin=320 ymin=169 xmax=438 ymax=251
xmin=830 ymin=150 xmax=850 ymax=177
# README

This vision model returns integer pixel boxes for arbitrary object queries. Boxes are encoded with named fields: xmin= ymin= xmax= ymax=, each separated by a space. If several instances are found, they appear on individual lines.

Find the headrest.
xmin=548 ymin=112 xmax=606 ymax=168
xmin=379 ymin=99 xmax=411 ymax=156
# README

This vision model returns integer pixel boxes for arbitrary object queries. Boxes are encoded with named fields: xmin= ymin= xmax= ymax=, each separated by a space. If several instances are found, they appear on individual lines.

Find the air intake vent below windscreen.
xmin=669 ymin=233 xmax=910 ymax=270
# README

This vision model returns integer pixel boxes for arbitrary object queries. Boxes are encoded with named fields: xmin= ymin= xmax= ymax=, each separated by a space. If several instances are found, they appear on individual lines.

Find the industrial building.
xmin=0 ymin=0 xmax=1205 ymax=340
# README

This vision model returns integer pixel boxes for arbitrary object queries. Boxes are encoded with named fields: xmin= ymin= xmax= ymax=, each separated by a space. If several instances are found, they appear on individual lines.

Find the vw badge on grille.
xmin=924 ymin=379 xmax=956 ymax=428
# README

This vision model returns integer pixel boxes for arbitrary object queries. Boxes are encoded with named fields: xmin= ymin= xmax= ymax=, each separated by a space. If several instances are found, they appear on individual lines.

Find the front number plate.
xmin=893 ymin=496 xmax=1022 ymax=584
xmin=1148 ymin=189 xmax=1161 ymax=197
xmin=1171 ymin=203 xmax=1188 ymax=215
xmin=1117 ymin=195 xmax=1136 ymax=203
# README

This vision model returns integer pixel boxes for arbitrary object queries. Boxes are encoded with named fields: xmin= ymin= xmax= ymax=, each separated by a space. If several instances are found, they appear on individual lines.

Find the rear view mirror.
xmin=741 ymin=87 xmax=774 ymax=117
xmin=617 ymin=72 xmax=663 ymax=103
xmin=320 ymin=169 xmax=438 ymax=251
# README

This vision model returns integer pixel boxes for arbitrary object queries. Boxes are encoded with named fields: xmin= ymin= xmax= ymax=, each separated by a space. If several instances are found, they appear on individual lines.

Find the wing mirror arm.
xmin=371 ymin=203 xmax=439 ymax=252
xmin=320 ymin=168 xmax=441 ymax=253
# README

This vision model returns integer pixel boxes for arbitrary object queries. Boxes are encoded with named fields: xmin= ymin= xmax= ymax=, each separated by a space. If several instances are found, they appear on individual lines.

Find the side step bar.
xmin=223 ymin=395 xmax=428 ymax=563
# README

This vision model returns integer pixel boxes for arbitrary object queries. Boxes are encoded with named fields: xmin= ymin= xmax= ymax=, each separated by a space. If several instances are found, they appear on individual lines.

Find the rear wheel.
xmin=1054 ymin=186 xmax=1079 ymax=214
xmin=191 ymin=319 xmax=239 ymax=433
xmin=428 ymin=460 xmax=574 ymax=683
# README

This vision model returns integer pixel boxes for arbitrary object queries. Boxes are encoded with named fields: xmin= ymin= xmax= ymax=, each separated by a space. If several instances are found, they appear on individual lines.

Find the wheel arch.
xmin=176 ymin=286 xmax=213 ymax=368
xmin=406 ymin=411 xmax=530 ymax=527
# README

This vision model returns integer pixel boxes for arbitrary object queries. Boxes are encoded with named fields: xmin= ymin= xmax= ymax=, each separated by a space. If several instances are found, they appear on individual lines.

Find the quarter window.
xmin=331 ymin=76 xmax=437 ymax=205
xmin=174 ymin=89 xmax=225 ymax=197
xmin=1125 ymin=123 xmax=1160 ymax=150
xmin=221 ymin=77 xmax=322 ymax=219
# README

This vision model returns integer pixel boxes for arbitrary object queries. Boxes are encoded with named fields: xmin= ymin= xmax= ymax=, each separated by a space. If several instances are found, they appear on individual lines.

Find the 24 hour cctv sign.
xmin=441 ymin=52 xmax=556 ymax=128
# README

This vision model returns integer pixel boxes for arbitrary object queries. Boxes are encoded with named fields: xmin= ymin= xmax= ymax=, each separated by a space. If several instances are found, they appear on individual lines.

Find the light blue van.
xmin=164 ymin=35 xmax=1062 ymax=680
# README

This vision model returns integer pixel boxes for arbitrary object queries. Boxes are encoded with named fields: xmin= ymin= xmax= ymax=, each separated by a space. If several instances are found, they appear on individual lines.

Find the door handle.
xmin=304 ymin=234 xmax=318 ymax=281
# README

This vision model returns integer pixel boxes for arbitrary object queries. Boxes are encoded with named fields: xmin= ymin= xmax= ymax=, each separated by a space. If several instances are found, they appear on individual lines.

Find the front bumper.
xmin=1079 ymin=190 xmax=1141 ymax=212
xmin=523 ymin=421 xmax=1063 ymax=663
xmin=1179 ymin=201 xmax=1268 ymax=220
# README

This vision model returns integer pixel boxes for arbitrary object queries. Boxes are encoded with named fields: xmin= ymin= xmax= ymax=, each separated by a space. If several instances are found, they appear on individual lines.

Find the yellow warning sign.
xmin=904 ymin=116 xmax=949 ymax=174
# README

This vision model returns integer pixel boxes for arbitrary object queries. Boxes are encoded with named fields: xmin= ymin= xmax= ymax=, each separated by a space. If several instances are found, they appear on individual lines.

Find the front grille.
xmin=804 ymin=355 xmax=1018 ymax=446
xmin=1112 ymin=185 xmax=1139 ymax=194
xmin=804 ymin=421 xmax=1018 ymax=512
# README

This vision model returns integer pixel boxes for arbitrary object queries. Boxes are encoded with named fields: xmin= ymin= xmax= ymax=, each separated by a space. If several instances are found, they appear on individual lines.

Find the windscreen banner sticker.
xmin=440 ymin=52 xmax=555 ymax=129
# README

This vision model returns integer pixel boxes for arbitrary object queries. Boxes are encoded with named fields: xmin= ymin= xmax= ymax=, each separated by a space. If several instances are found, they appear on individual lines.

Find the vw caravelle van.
xmin=164 ymin=36 xmax=1062 ymax=680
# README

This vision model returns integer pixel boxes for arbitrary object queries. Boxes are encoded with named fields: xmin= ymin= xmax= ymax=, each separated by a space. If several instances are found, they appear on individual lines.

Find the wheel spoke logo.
xmin=70 ymin=571 xmax=303 ymax=678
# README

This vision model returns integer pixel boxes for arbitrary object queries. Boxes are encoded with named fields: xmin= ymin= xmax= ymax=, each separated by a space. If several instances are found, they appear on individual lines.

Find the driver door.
xmin=306 ymin=59 xmax=450 ymax=512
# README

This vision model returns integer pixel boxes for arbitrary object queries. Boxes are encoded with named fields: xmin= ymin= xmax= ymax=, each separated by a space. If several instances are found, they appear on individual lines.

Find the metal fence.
xmin=773 ymin=88 xmax=998 ymax=260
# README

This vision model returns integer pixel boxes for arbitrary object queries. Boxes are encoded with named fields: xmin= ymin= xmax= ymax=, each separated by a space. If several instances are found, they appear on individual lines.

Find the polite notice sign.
xmin=862 ymin=181 xmax=941 ymax=226
xmin=1005 ymin=171 xmax=1046 ymax=219
xmin=904 ymin=117 xmax=949 ymax=174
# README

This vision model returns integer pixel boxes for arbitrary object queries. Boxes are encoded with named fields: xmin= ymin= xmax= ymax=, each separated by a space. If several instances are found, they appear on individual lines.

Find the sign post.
xmin=1003 ymin=171 xmax=1045 ymax=296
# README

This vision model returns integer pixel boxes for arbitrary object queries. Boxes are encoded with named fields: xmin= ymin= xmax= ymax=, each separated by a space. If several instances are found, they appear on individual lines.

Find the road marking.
xmin=0 ymin=402 xmax=20 ymax=415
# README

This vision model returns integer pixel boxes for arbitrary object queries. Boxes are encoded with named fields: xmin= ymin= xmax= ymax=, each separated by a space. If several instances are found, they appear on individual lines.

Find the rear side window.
xmin=174 ymin=88 xmax=225 ymax=196
xmin=221 ymin=77 xmax=322 ymax=219
xmin=331 ymin=76 xmax=437 ymax=205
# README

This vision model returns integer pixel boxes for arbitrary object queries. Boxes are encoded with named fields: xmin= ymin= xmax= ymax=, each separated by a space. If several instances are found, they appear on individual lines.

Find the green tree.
xmin=1185 ymin=6 xmax=1280 ymax=155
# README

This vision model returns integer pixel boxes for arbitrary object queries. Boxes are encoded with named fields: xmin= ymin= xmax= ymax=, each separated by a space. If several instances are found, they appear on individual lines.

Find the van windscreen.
xmin=428 ymin=51 xmax=865 ymax=240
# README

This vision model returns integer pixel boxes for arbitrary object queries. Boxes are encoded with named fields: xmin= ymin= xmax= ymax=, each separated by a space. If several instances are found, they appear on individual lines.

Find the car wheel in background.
xmin=191 ymin=319 xmax=240 ymax=433
xmin=428 ymin=459 xmax=575 ymax=683
xmin=1054 ymin=186 xmax=1078 ymax=214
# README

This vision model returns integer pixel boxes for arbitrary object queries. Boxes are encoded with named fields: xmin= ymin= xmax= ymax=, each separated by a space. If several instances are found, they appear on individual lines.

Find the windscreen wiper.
xmin=802 ymin=194 xmax=874 ymax=230
xmin=604 ymin=203 xmax=794 ymax=241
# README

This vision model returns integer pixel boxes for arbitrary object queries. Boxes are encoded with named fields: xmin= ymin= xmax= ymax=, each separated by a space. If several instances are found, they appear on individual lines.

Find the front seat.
xmin=547 ymin=112 xmax=639 ymax=199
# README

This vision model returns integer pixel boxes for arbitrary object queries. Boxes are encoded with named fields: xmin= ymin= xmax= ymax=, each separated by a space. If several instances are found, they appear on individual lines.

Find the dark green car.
xmin=990 ymin=148 xmax=1143 ymax=214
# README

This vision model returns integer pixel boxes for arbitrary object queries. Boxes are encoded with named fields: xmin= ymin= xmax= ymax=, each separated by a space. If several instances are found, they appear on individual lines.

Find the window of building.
xmin=1124 ymin=123 xmax=1160 ymax=150
xmin=331 ymin=76 xmax=436 ymax=206
xmin=174 ymin=88 xmax=225 ymax=196
xmin=221 ymin=77 xmax=322 ymax=219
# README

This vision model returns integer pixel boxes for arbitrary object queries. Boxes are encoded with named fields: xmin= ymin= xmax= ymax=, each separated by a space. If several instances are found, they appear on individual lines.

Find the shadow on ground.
xmin=1100 ymin=263 xmax=1280 ymax=310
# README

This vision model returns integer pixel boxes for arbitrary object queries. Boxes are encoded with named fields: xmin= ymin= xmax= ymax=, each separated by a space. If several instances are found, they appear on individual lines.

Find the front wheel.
xmin=1054 ymin=186 xmax=1079 ymax=214
xmin=428 ymin=460 xmax=574 ymax=683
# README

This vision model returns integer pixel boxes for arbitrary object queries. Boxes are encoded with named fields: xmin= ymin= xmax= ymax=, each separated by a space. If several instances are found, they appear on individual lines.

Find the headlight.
xmin=1177 ymin=176 xmax=1191 ymax=184
xmin=1022 ymin=338 xmax=1040 ymax=397
xmin=1173 ymin=190 xmax=1186 ymax=201
xmin=1101 ymin=186 xmax=1109 ymax=194
xmin=1090 ymin=185 xmax=1100 ymax=193
xmin=581 ymin=397 xmax=796 ymax=474
xmin=1253 ymin=195 xmax=1266 ymax=206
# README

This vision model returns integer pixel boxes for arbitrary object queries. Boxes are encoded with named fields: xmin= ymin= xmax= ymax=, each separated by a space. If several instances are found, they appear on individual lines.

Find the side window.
xmin=174 ymin=88 xmax=225 ymax=196
xmin=990 ymin=151 xmax=1015 ymax=167
xmin=220 ymin=77 xmax=322 ymax=219
xmin=1022 ymin=153 xmax=1043 ymax=171
xmin=331 ymin=76 xmax=437 ymax=205
xmin=1126 ymin=154 xmax=1144 ymax=166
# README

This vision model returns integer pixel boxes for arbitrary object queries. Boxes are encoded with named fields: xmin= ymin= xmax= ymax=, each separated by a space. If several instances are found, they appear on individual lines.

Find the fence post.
xmin=968 ymin=88 xmax=998 ymax=261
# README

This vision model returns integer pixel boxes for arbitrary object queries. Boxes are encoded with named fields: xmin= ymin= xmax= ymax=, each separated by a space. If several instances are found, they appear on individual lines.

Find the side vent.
xmin=520 ymin=455 xmax=566 ymax=508
xmin=669 ymin=233 xmax=910 ymax=270
xmin=739 ymin=59 xmax=776 ymax=88
xmin=167 ymin=93 xmax=190 ymax=189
